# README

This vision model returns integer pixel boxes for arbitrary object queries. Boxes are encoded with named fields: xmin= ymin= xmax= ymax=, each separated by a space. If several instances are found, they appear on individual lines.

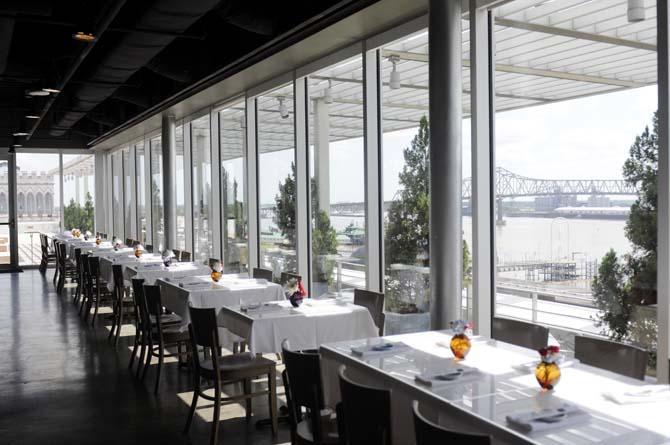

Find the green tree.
xmin=274 ymin=163 xmax=338 ymax=280
xmin=64 ymin=192 xmax=94 ymax=233
xmin=592 ymin=112 xmax=658 ymax=361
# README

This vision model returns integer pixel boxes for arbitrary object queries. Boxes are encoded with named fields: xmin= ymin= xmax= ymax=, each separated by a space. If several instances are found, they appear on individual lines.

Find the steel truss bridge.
xmin=462 ymin=167 xmax=637 ymax=200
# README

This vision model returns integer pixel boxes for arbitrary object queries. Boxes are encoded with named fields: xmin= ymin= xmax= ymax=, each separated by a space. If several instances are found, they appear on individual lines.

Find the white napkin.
xmin=141 ymin=263 xmax=162 ymax=269
xmin=506 ymin=403 xmax=590 ymax=433
xmin=351 ymin=342 xmax=411 ymax=358
xmin=179 ymin=281 xmax=211 ymax=289
xmin=603 ymin=385 xmax=670 ymax=405
xmin=241 ymin=303 xmax=285 ymax=315
xmin=415 ymin=367 xmax=481 ymax=387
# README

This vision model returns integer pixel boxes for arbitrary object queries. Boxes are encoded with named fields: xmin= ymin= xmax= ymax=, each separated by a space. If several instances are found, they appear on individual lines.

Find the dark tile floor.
xmin=0 ymin=269 xmax=290 ymax=445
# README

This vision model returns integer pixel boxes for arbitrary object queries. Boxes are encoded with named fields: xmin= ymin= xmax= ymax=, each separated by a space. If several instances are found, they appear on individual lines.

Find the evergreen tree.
xmin=274 ymin=164 xmax=297 ymax=245
xmin=64 ymin=192 xmax=94 ymax=233
xmin=592 ymin=249 xmax=632 ymax=341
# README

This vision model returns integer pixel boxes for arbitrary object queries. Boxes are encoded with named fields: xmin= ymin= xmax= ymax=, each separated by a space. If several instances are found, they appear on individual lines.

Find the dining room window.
xmin=150 ymin=136 xmax=164 ymax=251
xmin=135 ymin=141 xmax=147 ymax=244
xmin=256 ymin=82 xmax=296 ymax=280
xmin=492 ymin=0 xmax=658 ymax=374
xmin=191 ymin=114 xmax=213 ymax=264
xmin=307 ymin=55 xmax=367 ymax=297
xmin=219 ymin=101 xmax=248 ymax=273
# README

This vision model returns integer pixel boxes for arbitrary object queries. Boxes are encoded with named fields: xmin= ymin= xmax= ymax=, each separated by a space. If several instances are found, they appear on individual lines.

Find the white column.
xmin=246 ymin=96 xmax=259 ymax=271
xmin=470 ymin=0 xmax=494 ymax=337
xmin=314 ymin=98 xmax=330 ymax=214
xmin=429 ymin=0 xmax=462 ymax=329
xmin=162 ymin=113 xmax=177 ymax=251
xmin=94 ymin=151 xmax=106 ymax=233
xmin=184 ymin=124 xmax=194 ymax=253
xmin=364 ymin=48 xmax=383 ymax=292
xmin=657 ymin=0 xmax=670 ymax=383
xmin=211 ymin=108 xmax=223 ymax=262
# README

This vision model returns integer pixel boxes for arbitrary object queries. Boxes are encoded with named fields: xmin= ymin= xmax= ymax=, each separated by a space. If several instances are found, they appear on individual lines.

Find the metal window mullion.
xmin=246 ymin=97 xmax=259 ymax=273
xmin=470 ymin=0 xmax=493 ymax=337
xmin=295 ymin=76 xmax=310 ymax=282
xmin=94 ymin=151 xmax=105 ymax=233
xmin=129 ymin=145 xmax=137 ymax=240
xmin=363 ymin=48 xmax=383 ymax=293
xmin=657 ymin=0 xmax=670 ymax=384
xmin=7 ymin=152 xmax=17 ymax=267
xmin=144 ymin=136 xmax=153 ymax=245
xmin=184 ymin=123 xmax=194 ymax=253
xmin=210 ymin=108 xmax=223 ymax=262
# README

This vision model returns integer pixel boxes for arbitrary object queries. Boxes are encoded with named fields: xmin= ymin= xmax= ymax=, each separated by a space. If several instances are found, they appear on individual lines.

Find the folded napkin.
xmin=254 ymin=278 xmax=268 ymax=285
xmin=506 ymin=403 xmax=590 ymax=433
xmin=603 ymin=385 xmax=670 ymax=405
xmin=179 ymin=281 xmax=211 ymax=289
xmin=351 ymin=342 xmax=411 ymax=358
xmin=241 ymin=303 xmax=285 ymax=315
xmin=415 ymin=367 xmax=481 ymax=387
xmin=140 ymin=263 xmax=162 ymax=269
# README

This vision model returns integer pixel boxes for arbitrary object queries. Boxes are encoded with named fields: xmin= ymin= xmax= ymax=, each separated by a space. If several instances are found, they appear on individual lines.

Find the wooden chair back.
xmin=338 ymin=365 xmax=391 ymax=445
xmin=354 ymin=288 xmax=385 ymax=336
xmin=413 ymin=401 xmax=490 ymax=445
xmin=252 ymin=267 xmax=273 ymax=282
xmin=492 ymin=317 xmax=549 ymax=350
xmin=575 ymin=335 xmax=648 ymax=380
xmin=180 ymin=251 xmax=191 ymax=262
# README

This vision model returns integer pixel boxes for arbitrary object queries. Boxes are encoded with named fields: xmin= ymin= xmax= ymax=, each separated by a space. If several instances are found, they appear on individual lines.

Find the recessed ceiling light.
xmin=11 ymin=144 xmax=22 ymax=148
xmin=27 ymin=90 xmax=49 ymax=97
xmin=25 ymin=115 xmax=40 ymax=119
xmin=42 ymin=88 xmax=61 ymax=94
xmin=72 ymin=31 xmax=96 ymax=42
xmin=12 ymin=132 xmax=28 ymax=137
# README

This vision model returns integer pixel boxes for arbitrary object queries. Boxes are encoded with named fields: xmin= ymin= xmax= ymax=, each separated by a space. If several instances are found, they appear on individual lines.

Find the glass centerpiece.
xmin=210 ymin=260 xmax=223 ymax=282
xmin=161 ymin=249 xmax=173 ymax=267
xmin=285 ymin=277 xmax=307 ymax=307
xmin=72 ymin=228 xmax=81 ymax=238
xmin=95 ymin=235 xmax=102 ymax=246
xmin=113 ymin=238 xmax=123 ymax=251
xmin=535 ymin=346 xmax=561 ymax=391
xmin=449 ymin=319 xmax=472 ymax=360
xmin=84 ymin=231 xmax=92 ymax=241
xmin=134 ymin=243 xmax=144 ymax=258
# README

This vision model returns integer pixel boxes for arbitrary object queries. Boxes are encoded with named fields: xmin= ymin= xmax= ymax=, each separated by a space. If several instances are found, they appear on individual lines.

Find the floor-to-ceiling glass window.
xmin=150 ymin=136 xmax=163 ymax=251
xmin=380 ymin=28 xmax=472 ymax=333
xmin=219 ymin=102 xmax=248 ymax=273
xmin=122 ymin=147 xmax=132 ymax=240
xmin=176 ymin=125 xmax=186 ymax=250
xmin=492 ymin=0 xmax=657 ymax=373
xmin=15 ymin=153 xmax=60 ymax=266
xmin=111 ymin=151 xmax=123 ymax=239
xmin=191 ymin=115 xmax=212 ymax=264
xmin=257 ymin=82 xmax=296 ymax=280
xmin=63 ymin=154 xmax=95 ymax=236
xmin=136 ymin=142 xmax=147 ymax=243
xmin=307 ymin=55 xmax=367 ymax=297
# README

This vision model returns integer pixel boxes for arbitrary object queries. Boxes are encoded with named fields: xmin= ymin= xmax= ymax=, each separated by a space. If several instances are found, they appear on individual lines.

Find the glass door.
xmin=0 ymin=152 xmax=18 ymax=269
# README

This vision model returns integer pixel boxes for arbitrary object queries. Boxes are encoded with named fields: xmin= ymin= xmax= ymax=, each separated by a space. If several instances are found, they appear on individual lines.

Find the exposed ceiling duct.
xmin=49 ymin=0 xmax=221 ymax=136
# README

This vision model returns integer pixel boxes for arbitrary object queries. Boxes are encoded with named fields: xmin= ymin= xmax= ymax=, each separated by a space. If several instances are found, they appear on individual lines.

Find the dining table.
xmin=319 ymin=330 xmax=670 ymax=445
xmin=219 ymin=297 xmax=380 ymax=354
xmin=97 ymin=252 xmax=163 ymax=290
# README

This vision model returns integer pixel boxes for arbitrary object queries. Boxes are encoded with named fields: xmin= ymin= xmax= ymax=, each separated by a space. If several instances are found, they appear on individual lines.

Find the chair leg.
xmin=108 ymin=302 xmax=117 ymax=341
xmin=53 ymin=264 xmax=58 ymax=284
xmin=136 ymin=333 xmax=147 ymax=379
xmin=211 ymin=384 xmax=221 ymax=445
xmin=115 ymin=307 xmax=124 ymax=347
xmin=128 ymin=326 xmax=140 ymax=369
xmin=184 ymin=379 xmax=200 ymax=434
xmin=269 ymin=368 xmax=278 ymax=437
xmin=154 ymin=344 xmax=164 ymax=394
xmin=244 ymin=378 xmax=252 ymax=422
xmin=142 ymin=340 xmax=153 ymax=381
xmin=91 ymin=295 xmax=100 ymax=327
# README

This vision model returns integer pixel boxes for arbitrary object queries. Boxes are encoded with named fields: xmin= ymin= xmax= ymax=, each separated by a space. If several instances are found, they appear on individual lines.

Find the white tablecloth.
xmin=158 ymin=275 xmax=285 ymax=325
xmin=98 ymin=254 xmax=163 ymax=290
xmin=125 ymin=262 xmax=211 ymax=285
xmin=66 ymin=240 xmax=114 ymax=258
xmin=320 ymin=330 xmax=670 ymax=445
xmin=220 ymin=298 xmax=379 ymax=354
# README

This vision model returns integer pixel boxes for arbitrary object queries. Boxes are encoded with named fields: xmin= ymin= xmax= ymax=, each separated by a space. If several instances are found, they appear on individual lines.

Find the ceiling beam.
xmin=382 ymin=49 xmax=651 ymax=88
xmin=495 ymin=18 xmax=657 ymax=52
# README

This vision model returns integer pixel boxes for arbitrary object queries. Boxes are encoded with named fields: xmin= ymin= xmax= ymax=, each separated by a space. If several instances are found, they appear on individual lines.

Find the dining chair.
xmin=51 ymin=237 xmax=60 ymax=284
xmin=56 ymin=242 xmax=76 ymax=295
xmin=125 ymin=238 xmax=133 ymax=247
xmin=491 ymin=317 xmax=549 ymax=351
xmin=72 ymin=248 xmax=83 ymax=305
xmin=108 ymin=264 xmax=135 ymax=347
xmin=102 ymin=233 xmax=108 ymax=239
xmin=574 ymin=335 xmax=648 ymax=380
xmin=280 ymin=271 xmax=302 ymax=286
xmin=353 ymin=289 xmax=385 ymax=336
xmin=253 ymin=267 xmax=274 ymax=282
xmin=338 ymin=365 xmax=391 ymax=445
xmin=180 ymin=251 xmax=191 ymax=262
xmin=281 ymin=339 xmax=340 ymax=444
xmin=39 ymin=234 xmax=56 ymax=274
xmin=145 ymin=244 xmax=153 ymax=253
xmin=183 ymin=306 xmax=278 ymax=444
xmin=78 ymin=254 xmax=91 ymax=316
xmin=208 ymin=258 xmax=221 ymax=268
xmin=412 ymin=401 xmax=490 ymax=445
xmin=88 ymin=256 xmax=113 ymax=327
xmin=142 ymin=284 xmax=190 ymax=393
xmin=172 ymin=249 xmax=182 ymax=261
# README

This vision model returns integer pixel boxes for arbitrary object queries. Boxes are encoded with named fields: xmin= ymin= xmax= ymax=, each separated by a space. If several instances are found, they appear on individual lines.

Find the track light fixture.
xmin=278 ymin=96 xmax=289 ymax=119
xmin=323 ymin=80 xmax=333 ymax=104
xmin=389 ymin=55 xmax=401 ymax=89
xmin=627 ymin=0 xmax=645 ymax=22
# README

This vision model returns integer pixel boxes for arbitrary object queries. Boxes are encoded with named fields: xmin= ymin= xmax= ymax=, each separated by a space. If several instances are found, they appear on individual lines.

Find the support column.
xmin=470 ymin=1 xmax=494 ymax=337
xmin=94 ymin=151 xmax=106 ymax=233
xmin=246 ymin=97 xmax=259 ymax=272
xmin=657 ymin=0 xmax=670 ymax=383
xmin=162 ymin=113 xmax=177 ymax=251
xmin=295 ymin=77 xmax=310 ymax=281
xmin=314 ymin=98 xmax=330 ymax=214
xmin=429 ymin=0 xmax=462 ymax=329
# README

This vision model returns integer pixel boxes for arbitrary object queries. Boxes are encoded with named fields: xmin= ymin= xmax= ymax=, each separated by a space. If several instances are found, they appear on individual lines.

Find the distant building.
xmin=534 ymin=193 xmax=578 ymax=211
xmin=0 ymin=161 xmax=55 ymax=217
xmin=587 ymin=195 xmax=611 ymax=207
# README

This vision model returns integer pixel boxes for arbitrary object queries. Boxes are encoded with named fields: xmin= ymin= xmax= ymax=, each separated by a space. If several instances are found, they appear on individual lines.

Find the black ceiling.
xmin=0 ymin=0 xmax=370 ymax=149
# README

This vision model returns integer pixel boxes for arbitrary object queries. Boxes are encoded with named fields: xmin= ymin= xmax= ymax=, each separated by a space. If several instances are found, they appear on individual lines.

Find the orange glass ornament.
xmin=134 ymin=248 xmax=142 ymax=258
xmin=450 ymin=333 xmax=471 ymax=360
xmin=211 ymin=270 xmax=222 ymax=282
xmin=535 ymin=361 xmax=561 ymax=391
xmin=95 ymin=238 xmax=101 ymax=246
